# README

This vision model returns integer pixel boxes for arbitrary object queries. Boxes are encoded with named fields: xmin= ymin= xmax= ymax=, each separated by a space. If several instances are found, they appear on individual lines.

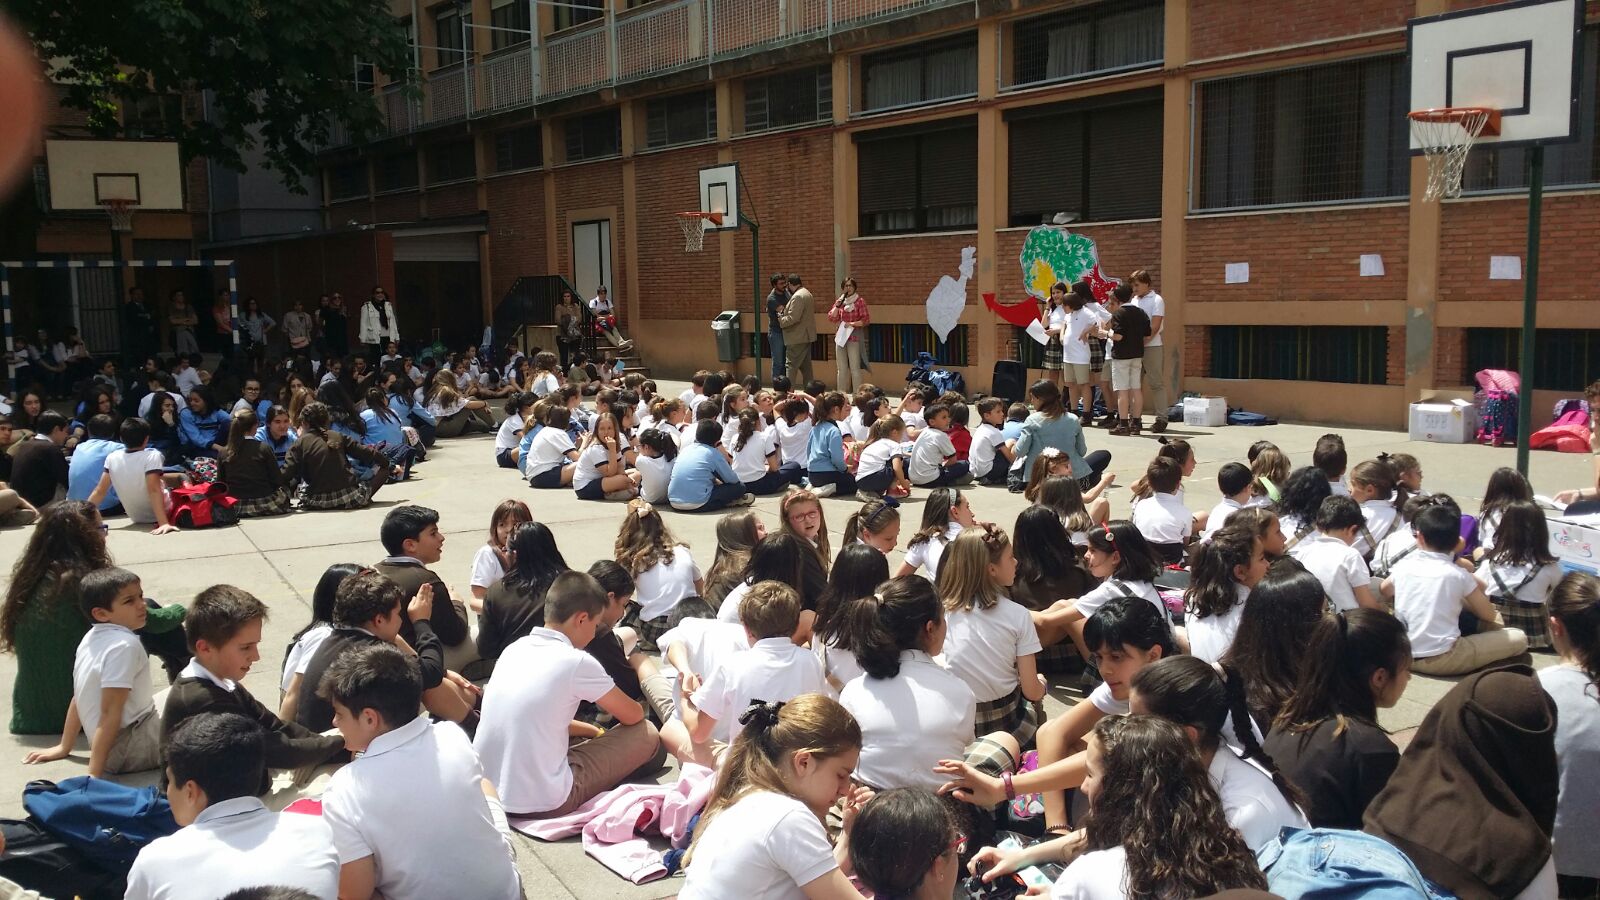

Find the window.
xmin=427 ymin=140 xmax=475 ymax=183
xmin=1209 ymin=325 xmax=1388 ymax=384
xmin=645 ymin=90 xmax=716 ymax=149
xmin=494 ymin=125 xmax=542 ymax=171
xmin=861 ymin=34 xmax=978 ymax=112
xmin=564 ymin=110 xmax=621 ymax=162
xmin=328 ymin=162 xmax=368 ymax=201
xmin=1465 ymin=328 xmax=1600 ymax=391
xmin=1009 ymin=1 xmax=1163 ymax=89
xmin=489 ymin=0 xmax=531 ymax=50
xmin=432 ymin=3 xmax=471 ymax=67
xmin=354 ymin=61 xmax=376 ymax=92
xmin=124 ymin=94 xmax=182 ymax=138
xmin=554 ymin=0 xmax=602 ymax=31
xmin=1464 ymin=28 xmax=1600 ymax=193
xmin=375 ymin=151 xmax=419 ymax=192
xmin=856 ymin=118 xmax=978 ymax=235
xmin=1196 ymin=55 xmax=1408 ymax=211
xmin=744 ymin=65 xmax=832 ymax=133
xmin=1007 ymin=89 xmax=1162 ymax=226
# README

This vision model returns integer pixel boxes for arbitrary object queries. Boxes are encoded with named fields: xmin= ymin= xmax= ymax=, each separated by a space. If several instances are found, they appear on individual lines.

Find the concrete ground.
xmin=0 ymin=379 xmax=1588 ymax=899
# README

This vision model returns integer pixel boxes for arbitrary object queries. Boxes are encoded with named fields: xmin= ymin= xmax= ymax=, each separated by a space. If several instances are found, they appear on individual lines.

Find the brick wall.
xmin=425 ymin=182 xmax=479 ymax=219
xmin=328 ymin=199 xmax=372 ymax=227
xmin=1184 ymin=325 xmax=1211 ymax=379
xmin=485 ymin=172 xmax=548 ymax=303
xmin=729 ymin=129 xmax=837 ymax=322
xmin=373 ymin=191 xmax=421 ymax=223
xmin=633 ymin=145 xmax=724 ymax=321
xmin=1386 ymin=325 xmax=1406 ymax=386
xmin=1433 ymin=325 xmax=1468 ymax=386
xmin=1438 ymin=195 xmax=1598 ymax=303
xmin=1188 ymin=0 xmax=1411 ymax=60
xmin=1187 ymin=206 xmax=1408 ymax=302
xmin=553 ymin=159 xmax=628 ymax=324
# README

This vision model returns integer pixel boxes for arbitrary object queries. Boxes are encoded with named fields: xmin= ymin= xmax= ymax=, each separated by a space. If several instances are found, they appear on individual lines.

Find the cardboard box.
xmin=1183 ymin=396 xmax=1227 ymax=427
xmin=1407 ymin=400 xmax=1478 ymax=443
xmin=1550 ymin=518 xmax=1600 ymax=575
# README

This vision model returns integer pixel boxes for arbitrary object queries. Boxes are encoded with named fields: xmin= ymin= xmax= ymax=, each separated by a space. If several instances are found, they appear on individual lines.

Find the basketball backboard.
xmin=1407 ymin=0 xmax=1584 ymax=150
xmin=698 ymin=163 xmax=740 ymax=231
xmin=43 ymin=139 xmax=184 ymax=210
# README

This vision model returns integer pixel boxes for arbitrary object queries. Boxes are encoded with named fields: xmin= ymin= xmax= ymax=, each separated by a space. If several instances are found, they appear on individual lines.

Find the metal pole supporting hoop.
xmin=1408 ymin=107 xmax=1498 ymax=201
xmin=675 ymin=211 xmax=723 ymax=252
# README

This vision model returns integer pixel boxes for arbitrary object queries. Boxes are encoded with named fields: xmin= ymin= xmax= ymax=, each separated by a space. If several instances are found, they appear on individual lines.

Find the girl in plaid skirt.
xmin=617 ymin=498 xmax=703 ymax=651
xmin=1474 ymin=499 xmax=1562 ymax=650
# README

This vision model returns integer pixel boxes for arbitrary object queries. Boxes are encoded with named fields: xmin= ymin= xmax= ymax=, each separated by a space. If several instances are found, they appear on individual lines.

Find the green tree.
xmin=7 ymin=0 xmax=414 ymax=190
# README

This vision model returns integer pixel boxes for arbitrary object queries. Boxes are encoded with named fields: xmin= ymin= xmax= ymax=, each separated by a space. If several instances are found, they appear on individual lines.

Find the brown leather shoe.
xmin=1109 ymin=419 xmax=1130 ymax=436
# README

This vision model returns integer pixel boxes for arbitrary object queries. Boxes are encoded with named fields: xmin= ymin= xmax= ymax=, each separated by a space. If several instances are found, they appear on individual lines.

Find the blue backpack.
xmin=928 ymin=368 xmax=966 ymax=397
xmin=22 ymin=778 xmax=178 ymax=871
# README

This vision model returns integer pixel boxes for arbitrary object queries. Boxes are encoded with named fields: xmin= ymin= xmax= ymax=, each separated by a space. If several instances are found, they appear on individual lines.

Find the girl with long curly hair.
xmin=616 ymin=498 xmax=703 ymax=649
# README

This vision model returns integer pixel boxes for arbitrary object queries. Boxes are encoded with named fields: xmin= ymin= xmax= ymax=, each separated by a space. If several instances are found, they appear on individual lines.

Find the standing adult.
xmin=765 ymin=274 xmax=789 ymax=380
xmin=240 ymin=296 xmax=276 ymax=360
xmin=359 ymin=286 xmax=400 ymax=362
xmin=283 ymin=299 xmax=315 ymax=356
xmin=554 ymin=290 xmax=585 ymax=373
xmin=121 ymin=286 xmax=156 ymax=366
xmin=828 ymin=276 xmax=870 ymax=393
xmin=319 ymin=293 xmax=350 ymax=360
xmin=167 ymin=290 xmax=199 ymax=357
xmin=211 ymin=289 xmax=236 ymax=357
xmin=779 ymin=273 xmax=815 ymax=385
xmin=1129 ymin=269 xmax=1169 ymax=433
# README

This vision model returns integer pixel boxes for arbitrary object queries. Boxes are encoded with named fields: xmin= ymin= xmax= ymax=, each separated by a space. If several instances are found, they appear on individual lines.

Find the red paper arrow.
xmin=983 ymin=292 xmax=1042 ymax=328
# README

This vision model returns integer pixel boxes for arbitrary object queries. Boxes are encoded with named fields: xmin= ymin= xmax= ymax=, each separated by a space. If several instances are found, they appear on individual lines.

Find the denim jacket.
xmin=1260 ymin=828 xmax=1457 ymax=900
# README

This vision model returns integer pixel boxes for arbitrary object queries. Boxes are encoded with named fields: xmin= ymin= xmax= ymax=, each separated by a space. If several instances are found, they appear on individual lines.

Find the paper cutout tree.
xmin=1019 ymin=227 xmax=1121 ymax=302
xmin=925 ymin=246 xmax=976 ymax=343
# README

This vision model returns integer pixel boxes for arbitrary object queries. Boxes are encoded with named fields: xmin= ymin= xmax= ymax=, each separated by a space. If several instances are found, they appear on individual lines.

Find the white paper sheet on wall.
xmin=1490 ymin=256 xmax=1522 ymax=280
xmin=1224 ymin=262 xmax=1250 ymax=284
xmin=1360 ymin=254 xmax=1385 ymax=277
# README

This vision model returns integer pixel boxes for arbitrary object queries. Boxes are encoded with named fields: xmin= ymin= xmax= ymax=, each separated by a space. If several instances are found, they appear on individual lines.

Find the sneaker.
xmin=888 ymin=483 xmax=912 ymax=499
xmin=1151 ymin=417 xmax=1168 ymax=434
xmin=812 ymin=483 xmax=837 ymax=498
xmin=731 ymin=492 xmax=756 ymax=507
xmin=855 ymin=490 xmax=883 ymax=503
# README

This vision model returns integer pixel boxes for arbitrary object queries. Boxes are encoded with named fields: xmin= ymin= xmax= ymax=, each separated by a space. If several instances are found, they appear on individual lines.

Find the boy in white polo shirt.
xmin=473 ymin=571 xmax=664 ymax=818
xmin=320 ymin=643 xmax=521 ymax=900
xmin=1293 ymin=495 xmax=1378 ymax=612
xmin=87 ymin=417 xmax=179 ymax=534
xmin=907 ymin=404 xmax=972 ymax=488
xmin=1129 ymin=458 xmax=1192 ymax=565
xmin=1199 ymin=463 xmax=1253 ymax=542
xmin=125 ymin=713 xmax=339 ymax=900
xmin=676 ymin=580 xmax=826 ymax=766
xmin=969 ymin=397 xmax=1016 ymax=486
xmin=1383 ymin=504 xmax=1528 ymax=676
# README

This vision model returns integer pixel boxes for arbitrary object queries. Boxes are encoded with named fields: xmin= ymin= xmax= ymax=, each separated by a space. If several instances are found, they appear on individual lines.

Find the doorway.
xmin=571 ymin=219 xmax=612 ymax=303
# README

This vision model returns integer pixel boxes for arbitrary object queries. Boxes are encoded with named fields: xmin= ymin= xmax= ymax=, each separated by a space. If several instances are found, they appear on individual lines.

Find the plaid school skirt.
xmin=973 ymin=686 xmax=1041 ymax=757
xmin=233 ymin=487 xmax=291 ymax=518
xmin=1042 ymin=339 xmax=1064 ymax=370
xmin=620 ymin=602 xmax=673 ymax=652
xmin=1493 ymin=598 xmax=1552 ymax=650
xmin=298 ymin=480 xmax=372 ymax=511
xmin=1087 ymin=337 xmax=1106 ymax=373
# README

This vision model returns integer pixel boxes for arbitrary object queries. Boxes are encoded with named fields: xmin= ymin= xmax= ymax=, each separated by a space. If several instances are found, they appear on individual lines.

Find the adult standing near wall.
xmin=359 ymin=286 xmax=400 ymax=362
xmin=121 ymin=286 xmax=156 ymax=365
xmin=1129 ymin=269 xmax=1168 ymax=433
xmin=283 ymin=298 xmax=314 ymax=356
xmin=167 ymin=290 xmax=199 ymax=357
xmin=828 ymin=276 xmax=870 ymax=394
xmin=555 ymin=290 xmax=585 ymax=372
xmin=779 ymin=273 xmax=815 ymax=385
xmin=319 ymin=293 xmax=349 ymax=360
xmin=765 ymin=274 xmax=789 ymax=380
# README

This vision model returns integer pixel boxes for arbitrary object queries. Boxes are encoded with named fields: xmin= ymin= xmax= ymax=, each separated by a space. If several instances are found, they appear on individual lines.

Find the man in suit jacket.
xmin=779 ymin=273 xmax=816 ymax=385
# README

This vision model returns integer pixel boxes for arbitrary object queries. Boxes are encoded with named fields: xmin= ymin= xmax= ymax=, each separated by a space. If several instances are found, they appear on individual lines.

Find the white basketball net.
xmin=677 ymin=215 xmax=709 ymax=252
xmin=102 ymin=200 xmax=136 ymax=232
xmin=1409 ymin=109 xmax=1491 ymax=201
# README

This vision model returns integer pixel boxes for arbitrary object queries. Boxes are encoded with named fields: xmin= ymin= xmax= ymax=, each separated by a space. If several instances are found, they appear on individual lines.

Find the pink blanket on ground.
xmin=509 ymin=764 xmax=715 ymax=885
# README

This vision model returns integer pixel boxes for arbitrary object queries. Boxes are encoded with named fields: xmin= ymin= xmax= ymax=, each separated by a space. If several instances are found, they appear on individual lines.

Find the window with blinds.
xmin=743 ymin=65 xmax=832 ymax=133
xmin=1466 ymin=328 xmax=1600 ymax=391
xmin=431 ymin=3 xmax=470 ymax=67
xmin=489 ymin=0 xmax=531 ymax=50
xmin=1196 ymin=55 xmax=1408 ymax=210
xmin=1464 ymin=27 xmax=1599 ymax=193
xmin=494 ymin=125 xmax=542 ymax=172
xmin=375 ymin=151 xmax=419 ymax=192
xmin=1209 ymin=325 xmax=1388 ymax=384
xmin=564 ymin=110 xmax=621 ymax=162
xmin=861 ymin=34 xmax=978 ymax=113
xmin=645 ymin=90 xmax=716 ymax=149
xmin=856 ymin=118 xmax=978 ymax=235
xmin=1007 ymin=89 xmax=1162 ymax=226
xmin=328 ymin=162 xmax=368 ymax=201
xmin=1009 ymin=0 xmax=1164 ymax=90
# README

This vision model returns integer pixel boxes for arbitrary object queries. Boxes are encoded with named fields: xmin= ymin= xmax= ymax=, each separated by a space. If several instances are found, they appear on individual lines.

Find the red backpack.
xmin=169 ymin=482 xmax=238 ymax=528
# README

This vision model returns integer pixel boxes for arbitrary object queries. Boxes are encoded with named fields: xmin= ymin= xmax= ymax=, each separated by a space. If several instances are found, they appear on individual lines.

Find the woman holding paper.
xmin=829 ymin=276 xmax=870 ymax=393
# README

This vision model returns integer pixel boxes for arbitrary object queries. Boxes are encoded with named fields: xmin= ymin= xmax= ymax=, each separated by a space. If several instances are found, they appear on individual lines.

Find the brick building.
xmin=302 ymin=0 xmax=1598 ymax=427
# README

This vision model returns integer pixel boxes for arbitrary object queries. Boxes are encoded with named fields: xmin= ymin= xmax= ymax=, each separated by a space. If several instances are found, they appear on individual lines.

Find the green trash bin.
xmin=712 ymin=310 xmax=742 ymax=362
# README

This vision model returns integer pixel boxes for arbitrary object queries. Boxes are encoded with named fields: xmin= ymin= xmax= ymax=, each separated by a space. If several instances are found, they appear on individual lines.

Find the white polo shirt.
xmin=104 ymin=446 xmax=169 ymax=525
xmin=493 ymin=414 xmax=522 ymax=452
xmin=524 ymin=427 xmax=576 ymax=479
xmin=970 ymin=423 xmax=1007 ymax=479
xmin=633 ymin=545 xmax=702 ymax=621
xmin=1088 ymin=681 xmax=1129 ymax=716
xmin=1062 ymin=304 xmax=1110 ymax=365
xmin=125 ymin=797 xmax=339 ymax=900
xmin=816 ymin=638 xmax=864 ymax=693
xmin=717 ymin=580 xmax=751 ymax=623
xmin=942 ymin=598 xmax=1043 ymax=703
xmin=908 ymin=428 xmax=956 ymax=484
xmin=692 ymin=637 xmax=826 ymax=744
xmin=1209 ymin=745 xmax=1309 ymax=853
xmin=904 ymin=521 xmax=963 ymax=581
xmin=572 ymin=441 xmax=615 ymax=491
xmin=1131 ymin=492 xmax=1193 ymax=545
xmin=636 ymin=453 xmax=673 ymax=503
xmin=1187 ymin=583 xmax=1249 ymax=664
xmin=855 ymin=437 xmax=901 ymax=480
xmin=679 ymin=790 xmax=838 ymax=900
xmin=1295 ymin=532 xmax=1370 ymax=612
xmin=1200 ymin=497 xmax=1246 ymax=542
xmin=730 ymin=428 xmax=778 ymax=483
xmin=1072 ymin=578 xmax=1162 ymax=622
xmin=1356 ymin=498 xmax=1401 ymax=558
xmin=774 ymin=418 xmax=812 ymax=465
xmin=840 ymin=650 xmax=975 ymax=793
xmin=74 ymin=623 xmax=154 ymax=734
xmin=1053 ymin=846 xmax=1129 ymax=900
xmin=658 ymin=618 xmax=749 ymax=718
xmin=280 ymin=623 xmax=333 ymax=694
xmin=1476 ymin=559 xmax=1562 ymax=606
xmin=1130 ymin=290 xmax=1165 ymax=346
xmin=1391 ymin=549 xmax=1481 ymax=658
xmin=474 ymin=628 xmax=616 ymax=814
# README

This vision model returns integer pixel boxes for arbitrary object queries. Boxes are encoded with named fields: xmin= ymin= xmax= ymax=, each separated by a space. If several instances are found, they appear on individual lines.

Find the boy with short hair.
xmin=896 ymin=388 xmax=928 ymax=436
xmin=1199 ymin=462 xmax=1254 ymax=542
xmin=907 ymin=403 xmax=972 ymax=488
xmin=374 ymin=504 xmax=473 ymax=668
xmin=675 ymin=580 xmax=826 ymax=765
xmin=1002 ymin=402 xmax=1029 ymax=442
xmin=1102 ymin=284 xmax=1151 ymax=436
xmin=89 ymin=417 xmax=180 ymax=534
xmin=67 ymin=414 xmax=122 ymax=511
xmin=678 ymin=370 xmax=710 ymax=410
xmin=9 ymin=410 xmax=69 ymax=509
xmin=668 ymin=419 xmax=755 ymax=512
xmin=161 ymin=585 xmax=345 ymax=790
xmin=1384 ymin=504 xmax=1528 ymax=675
xmin=1313 ymin=433 xmax=1349 ymax=496
xmin=28 ymin=568 xmax=162 ymax=776
xmin=320 ymin=645 xmax=521 ymax=900
xmin=946 ymin=402 xmax=973 ymax=462
xmin=1293 ymin=495 xmax=1379 ymax=612
xmin=969 ymin=397 xmax=1016 ymax=485
xmin=1130 ymin=457 xmax=1193 ymax=562
xmin=473 ymin=571 xmax=664 ymax=818
xmin=125 ymin=713 xmax=339 ymax=900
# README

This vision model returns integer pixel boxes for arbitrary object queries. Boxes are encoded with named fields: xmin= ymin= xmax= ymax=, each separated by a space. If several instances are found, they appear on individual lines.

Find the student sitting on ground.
xmin=1384 ymin=504 xmax=1529 ymax=676
xmin=1475 ymin=499 xmax=1563 ymax=651
xmin=283 ymin=402 xmax=390 ymax=510
xmin=805 ymin=390 xmax=855 ymax=498
xmin=1292 ymin=495 xmax=1379 ymax=612
xmin=473 ymin=571 xmax=665 ymax=818
xmin=668 ymin=580 xmax=826 ymax=767
xmin=1183 ymin=525 xmax=1269 ymax=664
xmin=728 ymin=408 xmax=788 ymax=496
xmin=319 ymin=644 xmax=522 ymax=900
xmin=1543 ymin=572 xmax=1600 ymax=897
xmin=633 ymin=427 xmax=677 ymax=504
xmin=1349 ymin=458 xmax=1407 ymax=560
xmin=1130 ymin=457 xmax=1193 ymax=566
xmin=895 ymin=488 xmax=976 ymax=582
xmin=853 ymin=414 xmax=912 ymax=501
xmin=87 ymin=417 xmax=181 ymax=535
xmin=218 ymin=409 xmax=291 ymax=518
xmin=493 ymin=392 xmax=535 ymax=469
xmin=848 ymin=789 xmax=963 ymax=900
xmin=374 ymin=505 xmax=475 ymax=674
xmin=1312 ymin=433 xmax=1349 ymax=497
xmin=525 ymin=405 xmax=579 ymax=488
xmin=908 ymin=403 xmax=972 ymax=489
xmin=1200 ymin=462 xmax=1254 ymax=542
xmin=124 ymin=714 xmax=340 ymax=900
xmin=668 ymin=418 xmax=753 ymax=512
xmin=159 ymin=585 xmax=345 ymax=792
xmin=573 ymin=407 xmax=641 ymax=502
xmin=616 ymin=499 xmax=704 ymax=650
xmin=969 ymin=397 xmax=1016 ymax=486
xmin=66 ymin=414 xmax=120 ymax=512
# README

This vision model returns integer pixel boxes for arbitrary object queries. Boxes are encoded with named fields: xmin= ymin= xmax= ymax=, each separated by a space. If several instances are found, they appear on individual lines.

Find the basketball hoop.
xmin=675 ymin=211 xmax=723 ymax=252
xmin=1408 ymin=107 xmax=1500 ymax=201
xmin=101 ymin=199 xmax=136 ymax=232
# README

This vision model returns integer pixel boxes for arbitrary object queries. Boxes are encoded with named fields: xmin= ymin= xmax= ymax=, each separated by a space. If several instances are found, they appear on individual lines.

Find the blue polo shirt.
xmin=668 ymin=441 xmax=740 ymax=509
xmin=67 ymin=437 xmax=120 ymax=510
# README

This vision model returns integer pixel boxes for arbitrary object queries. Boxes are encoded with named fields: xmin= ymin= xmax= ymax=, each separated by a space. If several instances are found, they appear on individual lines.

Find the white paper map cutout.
xmin=925 ymin=246 xmax=976 ymax=343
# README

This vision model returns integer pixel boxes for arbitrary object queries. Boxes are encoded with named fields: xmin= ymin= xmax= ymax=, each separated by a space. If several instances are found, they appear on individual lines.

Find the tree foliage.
xmin=8 ymin=0 xmax=414 ymax=190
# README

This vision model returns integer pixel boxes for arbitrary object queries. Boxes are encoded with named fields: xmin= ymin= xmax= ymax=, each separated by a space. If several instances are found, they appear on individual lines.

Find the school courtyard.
xmin=0 ymin=379 xmax=1589 ymax=899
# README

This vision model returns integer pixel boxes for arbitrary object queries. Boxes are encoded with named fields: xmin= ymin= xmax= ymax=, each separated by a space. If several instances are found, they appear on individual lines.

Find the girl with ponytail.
xmin=813 ymin=544 xmax=891 ymax=693
xmin=1540 ymin=571 xmax=1600 ymax=893
xmin=1263 ymin=607 xmax=1411 ymax=828
xmin=1349 ymin=457 xmax=1406 ymax=559
xmin=680 ymin=695 xmax=869 ymax=900
xmin=841 ymin=498 xmax=901 ymax=555
xmin=1182 ymin=525 xmax=1268 ymax=663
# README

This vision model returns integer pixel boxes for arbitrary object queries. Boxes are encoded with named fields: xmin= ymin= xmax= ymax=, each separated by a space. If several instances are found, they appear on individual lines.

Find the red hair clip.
xmin=1101 ymin=521 xmax=1114 ymax=541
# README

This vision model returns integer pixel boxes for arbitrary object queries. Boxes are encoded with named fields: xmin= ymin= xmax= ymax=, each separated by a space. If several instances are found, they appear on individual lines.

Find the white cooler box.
xmin=1183 ymin=397 xmax=1227 ymax=427
xmin=1408 ymin=400 xmax=1478 ymax=443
